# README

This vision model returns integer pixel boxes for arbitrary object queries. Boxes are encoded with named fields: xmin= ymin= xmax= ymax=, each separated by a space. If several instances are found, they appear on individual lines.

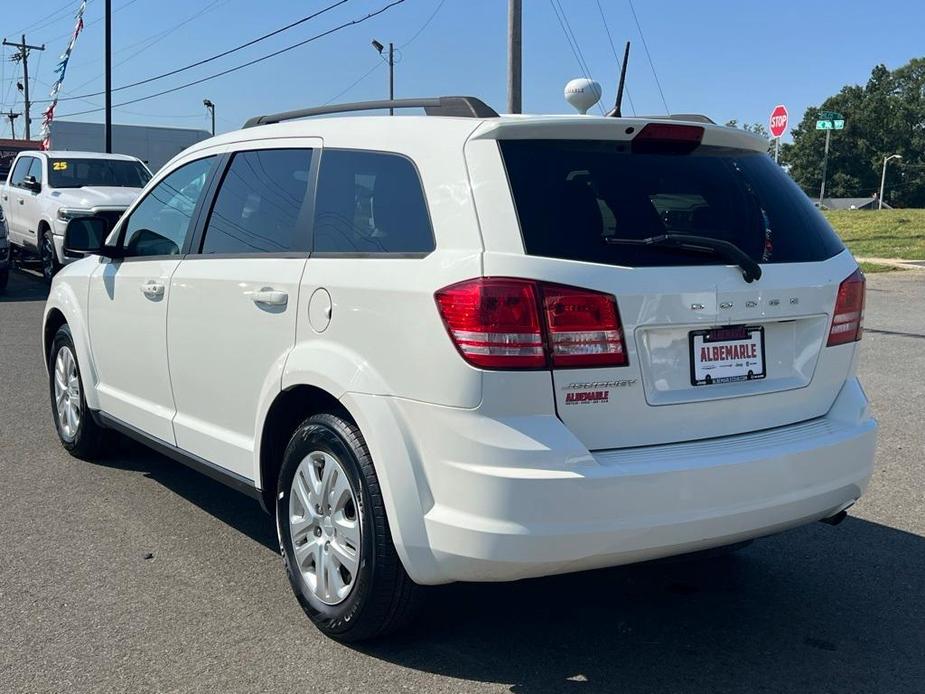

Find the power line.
xmin=37 ymin=0 xmax=354 ymax=104
xmin=400 ymin=0 xmax=447 ymax=48
xmin=39 ymin=0 xmax=141 ymax=46
xmin=549 ymin=0 xmax=604 ymax=115
xmin=326 ymin=0 xmax=447 ymax=106
xmin=594 ymin=0 xmax=635 ymax=116
xmin=63 ymin=0 xmax=231 ymax=94
xmin=57 ymin=0 xmax=407 ymax=118
xmin=627 ymin=0 xmax=668 ymax=113
xmin=8 ymin=0 xmax=92 ymax=38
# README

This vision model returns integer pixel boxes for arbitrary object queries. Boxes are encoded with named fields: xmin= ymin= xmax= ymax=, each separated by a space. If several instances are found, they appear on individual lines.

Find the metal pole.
xmin=388 ymin=42 xmax=394 ymax=116
xmin=507 ymin=0 xmax=522 ymax=114
xmin=211 ymin=108 xmax=215 ymax=137
xmin=818 ymin=128 xmax=831 ymax=205
xmin=878 ymin=156 xmax=888 ymax=211
xmin=774 ymin=138 xmax=780 ymax=164
xmin=105 ymin=0 xmax=112 ymax=153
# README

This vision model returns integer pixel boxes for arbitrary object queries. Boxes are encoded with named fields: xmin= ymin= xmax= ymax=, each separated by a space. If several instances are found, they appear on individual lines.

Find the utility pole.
xmin=3 ymin=35 xmax=45 ymax=141
xmin=5 ymin=110 xmax=21 ymax=139
xmin=818 ymin=128 xmax=831 ymax=205
xmin=879 ymin=154 xmax=902 ymax=210
xmin=507 ymin=0 xmax=522 ymax=114
xmin=105 ymin=0 xmax=113 ymax=152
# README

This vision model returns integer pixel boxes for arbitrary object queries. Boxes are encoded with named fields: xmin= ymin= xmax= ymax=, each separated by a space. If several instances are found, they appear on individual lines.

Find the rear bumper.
xmin=369 ymin=378 xmax=876 ymax=584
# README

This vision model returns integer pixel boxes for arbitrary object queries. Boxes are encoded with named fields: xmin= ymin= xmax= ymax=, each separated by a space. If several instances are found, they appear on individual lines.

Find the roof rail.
xmin=243 ymin=96 xmax=498 ymax=128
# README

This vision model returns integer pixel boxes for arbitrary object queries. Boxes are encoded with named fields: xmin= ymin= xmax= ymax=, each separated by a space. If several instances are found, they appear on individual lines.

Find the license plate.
xmin=689 ymin=325 xmax=766 ymax=386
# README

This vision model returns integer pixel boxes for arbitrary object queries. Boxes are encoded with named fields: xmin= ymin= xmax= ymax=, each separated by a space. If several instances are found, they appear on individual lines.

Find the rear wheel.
xmin=40 ymin=230 xmax=60 ymax=283
xmin=276 ymin=413 xmax=420 ymax=642
xmin=48 ymin=324 xmax=105 ymax=459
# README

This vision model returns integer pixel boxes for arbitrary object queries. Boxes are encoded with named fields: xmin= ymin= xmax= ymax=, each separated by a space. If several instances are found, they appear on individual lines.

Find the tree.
xmin=780 ymin=59 xmax=925 ymax=207
xmin=725 ymin=120 xmax=773 ymax=155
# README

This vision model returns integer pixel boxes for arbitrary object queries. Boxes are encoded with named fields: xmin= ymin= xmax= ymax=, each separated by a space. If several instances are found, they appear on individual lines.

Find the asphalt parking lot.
xmin=1 ymin=267 xmax=923 ymax=694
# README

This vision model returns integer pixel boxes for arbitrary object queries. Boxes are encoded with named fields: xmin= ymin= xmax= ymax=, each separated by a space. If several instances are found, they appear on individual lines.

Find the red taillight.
xmin=541 ymin=283 xmax=626 ymax=367
xmin=434 ymin=278 xmax=627 ymax=369
xmin=632 ymin=123 xmax=704 ymax=154
xmin=434 ymin=278 xmax=545 ymax=368
xmin=827 ymin=269 xmax=865 ymax=346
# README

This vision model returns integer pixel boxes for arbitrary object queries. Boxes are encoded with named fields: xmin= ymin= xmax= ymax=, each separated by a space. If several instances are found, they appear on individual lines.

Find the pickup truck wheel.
xmin=40 ymin=230 xmax=60 ymax=283
xmin=276 ymin=413 xmax=421 ymax=642
xmin=48 ymin=324 xmax=104 ymax=459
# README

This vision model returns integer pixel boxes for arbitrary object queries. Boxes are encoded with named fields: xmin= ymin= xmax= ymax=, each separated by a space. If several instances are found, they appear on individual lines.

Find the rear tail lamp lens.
xmin=541 ymin=284 xmax=626 ymax=367
xmin=827 ymin=268 xmax=865 ymax=346
xmin=435 ymin=278 xmax=627 ymax=369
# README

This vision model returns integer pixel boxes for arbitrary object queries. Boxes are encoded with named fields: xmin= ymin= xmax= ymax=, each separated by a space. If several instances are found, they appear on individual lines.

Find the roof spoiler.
xmin=243 ymin=96 xmax=498 ymax=128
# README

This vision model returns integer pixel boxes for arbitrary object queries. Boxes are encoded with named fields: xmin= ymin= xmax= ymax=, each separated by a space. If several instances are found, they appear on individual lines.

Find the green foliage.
xmin=781 ymin=59 xmax=925 ymax=207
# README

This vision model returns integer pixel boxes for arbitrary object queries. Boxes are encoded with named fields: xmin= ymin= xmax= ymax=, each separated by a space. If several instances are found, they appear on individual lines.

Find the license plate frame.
xmin=689 ymin=325 xmax=766 ymax=386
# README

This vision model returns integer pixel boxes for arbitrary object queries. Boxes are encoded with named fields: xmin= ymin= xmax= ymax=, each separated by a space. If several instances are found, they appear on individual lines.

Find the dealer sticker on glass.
xmin=689 ymin=325 xmax=766 ymax=386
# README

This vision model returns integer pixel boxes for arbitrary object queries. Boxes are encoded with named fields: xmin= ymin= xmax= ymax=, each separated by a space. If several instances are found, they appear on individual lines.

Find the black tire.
xmin=0 ymin=268 xmax=8 ymax=293
xmin=40 ymin=229 xmax=60 ymax=284
xmin=276 ymin=413 xmax=420 ymax=642
xmin=48 ymin=324 xmax=105 ymax=459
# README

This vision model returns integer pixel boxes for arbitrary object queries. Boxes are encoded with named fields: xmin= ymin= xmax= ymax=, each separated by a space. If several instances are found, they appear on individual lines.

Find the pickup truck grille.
xmin=93 ymin=209 xmax=127 ymax=234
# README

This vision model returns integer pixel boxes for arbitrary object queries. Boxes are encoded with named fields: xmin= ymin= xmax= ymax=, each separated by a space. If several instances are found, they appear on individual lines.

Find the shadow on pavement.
xmin=1 ymin=266 xmax=50 ymax=303
xmin=359 ymin=518 xmax=925 ymax=693
xmin=93 ymin=436 xmax=277 ymax=552
xmin=85 ymin=430 xmax=925 ymax=692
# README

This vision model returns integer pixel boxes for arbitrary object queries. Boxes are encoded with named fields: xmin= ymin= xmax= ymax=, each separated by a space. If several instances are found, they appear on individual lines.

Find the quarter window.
xmin=313 ymin=149 xmax=434 ymax=254
xmin=121 ymin=156 xmax=215 ymax=258
xmin=200 ymin=148 xmax=313 ymax=254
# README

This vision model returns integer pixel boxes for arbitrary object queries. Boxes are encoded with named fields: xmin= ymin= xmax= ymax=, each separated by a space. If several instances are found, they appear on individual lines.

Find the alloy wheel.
xmin=53 ymin=346 xmax=81 ymax=441
xmin=289 ymin=450 xmax=361 ymax=605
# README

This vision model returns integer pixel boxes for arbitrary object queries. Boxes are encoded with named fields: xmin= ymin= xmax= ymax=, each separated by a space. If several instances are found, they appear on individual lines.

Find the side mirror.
xmin=22 ymin=175 xmax=41 ymax=193
xmin=63 ymin=216 xmax=116 ymax=259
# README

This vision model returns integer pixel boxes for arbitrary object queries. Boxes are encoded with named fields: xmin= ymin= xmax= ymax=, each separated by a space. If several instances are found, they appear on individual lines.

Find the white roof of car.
xmin=173 ymin=112 xmax=768 ymax=169
xmin=38 ymin=150 xmax=144 ymax=162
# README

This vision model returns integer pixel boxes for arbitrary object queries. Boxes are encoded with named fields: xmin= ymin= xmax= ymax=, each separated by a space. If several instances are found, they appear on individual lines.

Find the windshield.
xmin=499 ymin=139 xmax=844 ymax=267
xmin=48 ymin=158 xmax=152 ymax=189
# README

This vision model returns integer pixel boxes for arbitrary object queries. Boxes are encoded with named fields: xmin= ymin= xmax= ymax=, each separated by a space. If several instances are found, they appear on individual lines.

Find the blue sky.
xmin=1 ymin=0 xmax=923 ymax=140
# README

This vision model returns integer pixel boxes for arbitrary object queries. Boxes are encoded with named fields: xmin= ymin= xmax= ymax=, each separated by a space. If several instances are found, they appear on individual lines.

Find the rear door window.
xmin=500 ymin=139 xmax=844 ymax=266
xmin=200 ymin=148 xmax=313 ymax=255
xmin=312 ymin=149 xmax=434 ymax=254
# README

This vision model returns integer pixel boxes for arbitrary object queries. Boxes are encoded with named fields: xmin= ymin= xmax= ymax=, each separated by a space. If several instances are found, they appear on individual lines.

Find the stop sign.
xmin=769 ymin=105 xmax=789 ymax=138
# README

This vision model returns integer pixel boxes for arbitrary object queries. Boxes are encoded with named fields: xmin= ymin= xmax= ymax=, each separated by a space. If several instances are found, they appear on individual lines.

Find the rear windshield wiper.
xmin=604 ymin=233 xmax=762 ymax=283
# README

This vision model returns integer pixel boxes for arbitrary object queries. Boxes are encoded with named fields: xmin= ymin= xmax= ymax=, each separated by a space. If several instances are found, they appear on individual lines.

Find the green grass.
xmin=823 ymin=209 xmax=925 ymax=260
xmin=858 ymin=261 xmax=904 ymax=274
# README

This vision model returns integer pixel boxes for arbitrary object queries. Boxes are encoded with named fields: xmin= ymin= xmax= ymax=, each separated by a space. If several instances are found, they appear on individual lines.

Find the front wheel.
xmin=40 ymin=230 xmax=60 ymax=284
xmin=276 ymin=413 xmax=420 ymax=642
xmin=48 ymin=324 xmax=105 ymax=459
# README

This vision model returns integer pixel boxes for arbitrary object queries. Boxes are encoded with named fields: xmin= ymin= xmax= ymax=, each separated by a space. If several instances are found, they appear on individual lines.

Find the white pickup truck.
xmin=1 ymin=150 xmax=151 ymax=282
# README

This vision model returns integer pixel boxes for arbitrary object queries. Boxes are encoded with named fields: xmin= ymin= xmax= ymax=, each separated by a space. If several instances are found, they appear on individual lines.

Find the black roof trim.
xmin=243 ymin=96 xmax=498 ymax=128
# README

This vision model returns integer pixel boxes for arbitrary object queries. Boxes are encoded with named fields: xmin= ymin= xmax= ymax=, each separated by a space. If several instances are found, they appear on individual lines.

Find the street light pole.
xmin=371 ymin=40 xmax=394 ymax=115
xmin=203 ymin=99 xmax=215 ymax=136
xmin=105 ymin=0 xmax=112 ymax=153
xmin=507 ymin=0 xmax=522 ymax=114
xmin=878 ymin=154 xmax=902 ymax=210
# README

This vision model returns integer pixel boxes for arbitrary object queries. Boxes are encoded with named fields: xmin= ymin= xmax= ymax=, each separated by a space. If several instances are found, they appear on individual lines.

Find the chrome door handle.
xmin=252 ymin=288 xmax=288 ymax=307
xmin=141 ymin=280 xmax=165 ymax=299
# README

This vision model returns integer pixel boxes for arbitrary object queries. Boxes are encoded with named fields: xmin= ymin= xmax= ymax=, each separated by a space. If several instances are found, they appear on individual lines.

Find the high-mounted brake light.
xmin=435 ymin=278 xmax=627 ymax=369
xmin=827 ymin=269 xmax=865 ymax=346
xmin=632 ymin=123 xmax=704 ymax=154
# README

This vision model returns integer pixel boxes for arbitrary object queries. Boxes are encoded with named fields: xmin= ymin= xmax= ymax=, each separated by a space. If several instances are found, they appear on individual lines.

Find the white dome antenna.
xmin=564 ymin=78 xmax=602 ymax=115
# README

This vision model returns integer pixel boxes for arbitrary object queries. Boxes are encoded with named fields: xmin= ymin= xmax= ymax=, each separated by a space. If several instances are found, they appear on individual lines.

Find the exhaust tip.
xmin=820 ymin=510 xmax=848 ymax=526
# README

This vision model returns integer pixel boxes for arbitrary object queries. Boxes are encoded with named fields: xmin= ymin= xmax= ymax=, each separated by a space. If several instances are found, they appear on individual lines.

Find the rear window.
xmin=500 ymin=139 xmax=844 ymax=266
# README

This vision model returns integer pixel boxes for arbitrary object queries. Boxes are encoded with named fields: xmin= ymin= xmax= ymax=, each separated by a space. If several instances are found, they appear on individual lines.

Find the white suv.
xmin=1 ymin=150 xmax=151 ymax=282
xmin=44 ymin=97 xmax=877 ymax=642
